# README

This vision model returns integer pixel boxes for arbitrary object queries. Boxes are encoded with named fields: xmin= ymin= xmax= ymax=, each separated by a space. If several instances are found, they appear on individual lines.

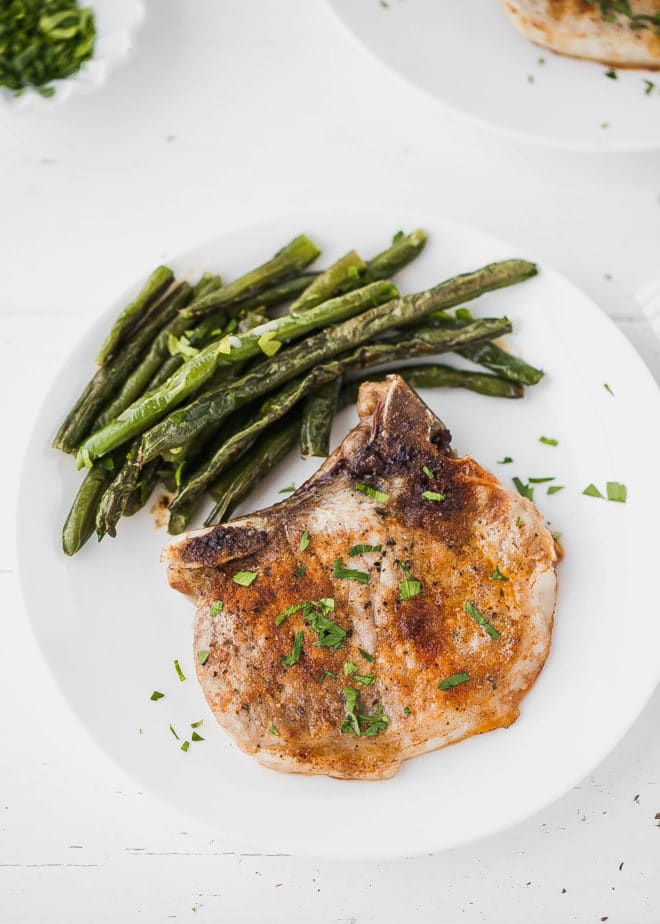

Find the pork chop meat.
xmin=163 ymin=375 xmax=558 ymax=780
xmin=500 ymin=0 xmax=660 ymax=69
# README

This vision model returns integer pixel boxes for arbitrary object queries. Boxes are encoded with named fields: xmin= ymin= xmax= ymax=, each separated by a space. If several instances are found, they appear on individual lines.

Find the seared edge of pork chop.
xmin=163 ymin=376 xmax=558 ymax=780
xmin=500 ymin=0 xmax=660 ymax=68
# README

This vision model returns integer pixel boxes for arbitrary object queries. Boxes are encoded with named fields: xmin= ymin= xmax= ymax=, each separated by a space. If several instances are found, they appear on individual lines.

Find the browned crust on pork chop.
xmin=163 ymin=376 xmax=558 ymax=780
xmin=500 ymin=0 xmax=660 ymax=68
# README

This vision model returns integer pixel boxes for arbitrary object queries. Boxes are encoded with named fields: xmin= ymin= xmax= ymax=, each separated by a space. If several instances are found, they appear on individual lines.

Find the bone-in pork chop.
xmin=500 ymin=1 xmax=660 ymax=68
xmin=163 ymin=376 xmax=558 ymax=780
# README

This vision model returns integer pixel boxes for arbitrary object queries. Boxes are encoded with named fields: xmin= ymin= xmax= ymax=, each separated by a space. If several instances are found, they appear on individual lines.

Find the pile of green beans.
xmin=54 ymin=230 xmax=543 ymax=554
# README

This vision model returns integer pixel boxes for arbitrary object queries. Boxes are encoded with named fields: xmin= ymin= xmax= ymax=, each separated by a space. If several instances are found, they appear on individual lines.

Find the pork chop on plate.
xmin=163 ymin=376 xmax=558 ymax=780
xmin=500 ymin=0 xmax=660 ymax=68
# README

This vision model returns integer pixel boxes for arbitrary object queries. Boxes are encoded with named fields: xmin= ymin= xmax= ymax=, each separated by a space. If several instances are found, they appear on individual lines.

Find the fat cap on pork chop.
xmin=163 ymin=375 xmax=558 ymax=780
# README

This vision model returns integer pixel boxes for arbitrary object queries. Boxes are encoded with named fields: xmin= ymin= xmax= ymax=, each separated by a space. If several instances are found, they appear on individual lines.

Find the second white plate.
xmin=327 ymin=0 xmax=660 ymax=151
xmin=17 ymin=208 xmax=660 ymax=857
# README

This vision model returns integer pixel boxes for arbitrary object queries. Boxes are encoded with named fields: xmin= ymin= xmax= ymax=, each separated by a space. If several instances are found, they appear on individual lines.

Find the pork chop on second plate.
xmin=163 ymin=376 xmax=558 ymax=780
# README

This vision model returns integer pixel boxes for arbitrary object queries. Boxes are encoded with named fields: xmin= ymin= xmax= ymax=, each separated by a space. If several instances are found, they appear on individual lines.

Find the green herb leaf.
xmin=515 ymin=516 xmax=522 ymax=527
xmin=233 ymin=571 xmax=258 ymax=586
xmin=281 ymin=630 xmax=304 ymax=666
xmin=295 ymin=564 xmax=307 ymax=578
xmin=191 ymin=731 xmax=204 ymax=742
xmin=606 ymin=481 xmax=627 ymax=503
xmin=438 ymin=671 xmax=471 ymax=691
xmin=167 ymin=333 xmax=199 ymax=361
xmin=498 ymin=456 xmax=513 ymax=464
xmin=341 ymin=687 xmax=389 ymax=736
xmin=604 ymin=383 xmax=614 ymax=396
xmin=333 ymin=558 xmax=370 ymax=584
xmin=605 ymin=69 xmax=618 ymax=79
xmin=399 ymin=561 xmax=422 ymax=600
xmin=513 ymin=477 xmax=534 ymax=501
xmin=344 ymin=661 xmax=357 ymax=676
xmin=491 ymin=566 xmax=509 ymax=582
xmin=583 ymin=483 xmax=605 ymax=499
xmin=180 ymin=740 xmax=190 ymax=752
xmin=547 ymin=485 xmax=565 ymax=495
xmin=319 ymin=669 xmax=338 ymax=683
xmin=169 ymin=724 xmax=179 ymax=739
xmin=191 ymin=720 xmax=204 ymax=729
xmin=173 ymin=659 xmax=186 ymax=682
xmin=275 ymin=602 xmax=304 ymax=627
xmin=539 ymin=436 xmax=558 ymax=446
xmin=354 ymin=674 xmax=375 ymax=685
xmin=528 ymin=476 xmax=555 ymax=484
xmin=268 ymin=725 xmax=279 ymax=736
xmin=150 ymin=690 xmax=164 ymax=701
xmin=423 ymin=465 xmax=434 ymax=479
xmin=422 ymin=490 xmax=446 ymax=502
xmin=465 ymin=602 xmax=501 ymax=640
xmin=644 ymin=79 xmax=656 ymax=95
xmin=403 ymin=706 xmax=411 ymax=716
xmin=279 ymin=483 xmax=296 ymax=494
xmin=299 ymin=529 xmax=310 ymax=552
xmin=358 ymin=647 xmax=374 ymax=662
xmin=197 ymin=650 xmax=210 ymax=666
xmin=355 ymin=482 xmax=390 ymax=503
xmin=348 ymin=544 xmax=382 ymax=556
xmin=210 ymin=600 xmax=224 ymax=618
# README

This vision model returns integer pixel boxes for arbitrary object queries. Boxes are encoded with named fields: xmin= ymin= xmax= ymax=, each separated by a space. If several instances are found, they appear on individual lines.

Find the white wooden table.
xmin=2 ymin=2 xmax=659 ymax=921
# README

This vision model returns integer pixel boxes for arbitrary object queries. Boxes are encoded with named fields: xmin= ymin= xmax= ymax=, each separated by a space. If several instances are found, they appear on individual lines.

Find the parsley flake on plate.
xmin=438 ymin=672 xmax=471 ymax=691
xmin=233 ymin=570 xmax=258 ymax=586
xmin=355 ymin=482 xmax=390 ymax=503
xmin=465 ymin=602 xmax=500 ymax=640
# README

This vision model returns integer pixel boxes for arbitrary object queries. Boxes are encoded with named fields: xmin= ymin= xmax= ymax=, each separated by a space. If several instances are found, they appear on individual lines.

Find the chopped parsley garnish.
xmin=438 ymin=672 xmax=471 ymax=691
xmin=606 ymin=481 xmax=627 ymax=503
xmin=281 ymin=630 xmax=304 ymax=666
xmin=358 ymin=647 xmax=374 ymax=662
xmin=605 ymin=69 xmax=618 ymax=79
xmin=191 ymin=720 xmax=203 ymax=729
xmin=423 ymin=465 xmax=434 ymax=480
xmin=644 ymin=79 xmax=656 ymax=95
xmin=209 ymin=600 xmax=224 ymax=618
xmin=515 ymin=516 xmax=522 ymax=527
xmin=333 ymin=558 xmax=370 ymax=584
xmin=583 ymin=483 xmax=605 ymax=499
xmin=354 ymin=674 xmax=375 ymax=685
xmin=299 ymin=529 xmax=310 ymax=552
xmin=403 ymin=706 xmax=411 ymax=716
xmin=341 ymin=687 xmax=389 ymax=737
xmin=355 ymin=482 xmax=390 ymax=503
xmin=604 ymin=383 xmax=615 ymax=396
xmin=465 ymin=602 xmax=501 ymax=640
xmin=513 ymin=477 xmax=534 ymax=501
xmin=319 ymin=669 xmax=338 ymax=683
xmin=279 ymin=483 xmax=296 ymax=494
xmin=498 ymin=456 xmax=514 ymax=464
xmin=551 ymin=530 xmax=562 ymax=541
xmin=276 ymin=598 xmax=346 ymax=649
xmin=491 ymin=566 xmax=509 ymax=582
xmin=169 ymin=724 xmax=179 ymax=739
xmin=268 ymin=725 xmax=279 ymax=736
xmin=348 ymin=544 xmax=382 ymax=556
xmin=197 ymin=650 xmax=210 ymax=666
xmin=528 ymin=476 xmax=554 ymax=484
xmin=539 ymin=436 xmax=558 ymax=446
xmin=150 ymin=690 xmax=164 ymax=701
xmin=180 ymin=740 xmax=190 ymax=752
xmin=344 ymin=661 xmax=357 ymax=676
xmin=399 ymin=561 xmax=421 ymax=600
xmin=547 ymin=485 xmax=564 ymax=495
xmin=422 ymin=490 xmax=445 ymax=501
xmin=173 ymin=659 xmax=186 ymax=682
xmin=191 ymin=731 xmax=204 ymax=742
xmin=295 ymin=564 xmax=307 ymax=578
xmin=233 ymin=570 xmax=258 ymax=586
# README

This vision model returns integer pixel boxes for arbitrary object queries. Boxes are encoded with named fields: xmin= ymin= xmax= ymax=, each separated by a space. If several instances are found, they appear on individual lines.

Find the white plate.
xmin=17 ymin=209 xmax=660 ymax=857
xmin=326 ymin=0 xmax=660 ymax=152
xmin=0 ymin=0 xmax=145 ymax=112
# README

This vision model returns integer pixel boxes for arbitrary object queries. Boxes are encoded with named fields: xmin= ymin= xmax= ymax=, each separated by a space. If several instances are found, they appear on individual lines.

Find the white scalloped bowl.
xmin=0 ymin=0 xmax=146 ymax=111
